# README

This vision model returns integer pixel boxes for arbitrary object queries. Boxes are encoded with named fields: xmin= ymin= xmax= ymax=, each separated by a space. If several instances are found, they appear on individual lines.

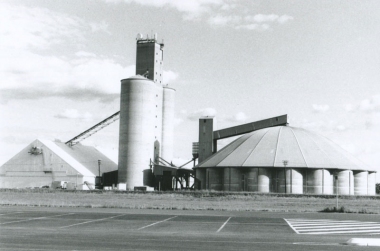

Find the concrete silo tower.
xmin=118 ymin=34 xmax=175 ymax=190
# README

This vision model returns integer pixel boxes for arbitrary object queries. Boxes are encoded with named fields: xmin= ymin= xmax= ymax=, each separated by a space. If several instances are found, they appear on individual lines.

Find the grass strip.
xmin=0 ymin=189 xmax=379 ymax=214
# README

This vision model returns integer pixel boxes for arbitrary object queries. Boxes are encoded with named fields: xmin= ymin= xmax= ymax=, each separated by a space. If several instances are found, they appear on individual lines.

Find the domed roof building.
xmin=194 ymin=116 xmax=377 ymax=195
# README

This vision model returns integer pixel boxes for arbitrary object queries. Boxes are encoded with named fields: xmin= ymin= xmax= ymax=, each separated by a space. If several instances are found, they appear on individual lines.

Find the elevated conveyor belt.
xmin=65 ymin=111 xmax=120 ymax=146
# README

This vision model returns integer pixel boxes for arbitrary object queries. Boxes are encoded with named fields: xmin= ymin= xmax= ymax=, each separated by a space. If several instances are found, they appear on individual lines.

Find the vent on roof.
xmin=28 ymin=146 xmax=42 ymax=155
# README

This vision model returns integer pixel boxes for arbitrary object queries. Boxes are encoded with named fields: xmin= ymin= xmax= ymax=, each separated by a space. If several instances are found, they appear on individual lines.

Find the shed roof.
xmin=197 ymin=126 xmax=374 ymax=172
xmin=38 ymin=139 xmax=117 ymax=176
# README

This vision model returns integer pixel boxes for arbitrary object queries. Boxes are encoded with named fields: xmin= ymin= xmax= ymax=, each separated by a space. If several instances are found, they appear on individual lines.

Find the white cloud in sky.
xmin=89 ymin=20 xmax=111 ymax=34
xmin=227 ymin=111 xmax=248 ymax=122
xmin=0 ymin=4 xmax=81 ymax=50
xmin=208 ymin=14 xmax=241 ymax=26
xmin=359 ymin=95 xmax=380 ymax=112
xmin=102 ymin=0 xmax=293 ymax=30
xmin=104 ymin=0 xmax=223 ymax=18
xmin=343 ymin=94 xmax=380 ymax=114
xmin=75 ymin=51 xmax=97 ymax=58
xmin=187 ymin=107 xmax=217 ymax=120
xmin=209 ymin=13 xmax=293 ymax=30
xmin=344 ymin=104 xmax=355 ymax=112
xmin=312 ymin=104 xmax=330 ymax=113
xmin=163 ymin=70 xmax=179 ymax=84
xmin=54 ymin=109 xmax=93 ymax=120
xmin=0 ymin=3 xmax=178 ymax=103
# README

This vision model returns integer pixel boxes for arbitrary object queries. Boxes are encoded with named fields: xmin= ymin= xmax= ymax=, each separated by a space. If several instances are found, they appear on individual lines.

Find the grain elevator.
xmin=117 ymin=34 xmax=175 ymax=190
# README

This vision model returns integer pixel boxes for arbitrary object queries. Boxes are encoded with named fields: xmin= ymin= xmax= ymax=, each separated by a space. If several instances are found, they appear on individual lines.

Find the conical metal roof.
xmin=198 ymin=126 xmax=373 ymax=171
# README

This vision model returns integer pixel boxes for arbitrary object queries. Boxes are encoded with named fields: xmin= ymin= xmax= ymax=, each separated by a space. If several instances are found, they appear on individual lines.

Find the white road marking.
xmin=285 ymin=218 xmax=380 ymax=235
xmin=0 ymin=213 xmax=74 ymax=225
xmin=284 ymin=219 xmax=299 ymax=234
xmin=138 ymin=216 xmax=178 ymax=230
xmin=59 ymin=214 xmax=127 ymax=228
xmin=216 ymin=217 xmax=231 ymax=233
xmin=306 ymin=229 xmax=380 ymax=235
xmin=296 ymin=223 xmax=380 ymax=229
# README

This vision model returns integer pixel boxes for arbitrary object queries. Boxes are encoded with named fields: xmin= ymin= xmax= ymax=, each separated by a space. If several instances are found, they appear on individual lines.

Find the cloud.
xmin=227 ymin=111 xmax=248 ymax=122
xmin=312 ymin=104 xmax=330 ymax=113
xmin=0 ymin=3 xmax=181 ymax=104
xmin=344 ymin=104 xmax=355 ymax=112
xmin=359 ymin=95 xmax=380 ymax=112
xmin=335 ymin=125 xmax=346 ymax=131
xmin=208 ymin=14 xmax=241 ymax=26
xmin=75 ymin=51 xmax=97 ymax=58
xmin=104 ymin=0 xmax=224 ymax=18
xmin=54 ymin=109 xmax=93 ymax=120
xmin=277 ymin=15 xmax=294 ymax=24
xmin=0 ymin=3 xmax=131 ymax=103
xmin=89 ymin=20 xmax=110 ymax=34
xmin=0 ymin=49 xmax=134 ymax=103
xmin=0 ymin=4 xmax=82 ymax=51
xmin=187 ymin=107 xmax=217 ymax=120
xmin=208 ymin=13 xmax=294 ymax=30
xmin=343 ymin=94 xmax=380 ymax=114
xmin=102 ymin=0 xmax=293 ymax=29
xmin=163 ymin=70 xmax=179 ymax=84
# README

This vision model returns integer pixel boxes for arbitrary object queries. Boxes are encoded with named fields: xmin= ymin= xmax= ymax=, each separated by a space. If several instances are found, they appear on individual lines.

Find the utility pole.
xmin=283 ymin=160 xmax=288 ymax=194
xmin=98 ymin=159 xmax=101 ymax=177
xmin=335 ymin=174 xmax=339 ymax=209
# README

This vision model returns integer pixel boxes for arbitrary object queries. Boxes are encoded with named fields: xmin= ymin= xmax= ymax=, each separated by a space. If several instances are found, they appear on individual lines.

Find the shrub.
xmin=376 ymin=183 xmax=380 ymax=194
xmin=320 ymin=206 xmax=346 ymax=213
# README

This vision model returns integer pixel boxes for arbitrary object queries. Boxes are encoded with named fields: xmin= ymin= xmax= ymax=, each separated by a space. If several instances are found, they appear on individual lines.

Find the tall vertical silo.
xmin=118 ymin=76 xmax=158 ymax=189
xmin=161 ymin=86 xmax=176 ymax=162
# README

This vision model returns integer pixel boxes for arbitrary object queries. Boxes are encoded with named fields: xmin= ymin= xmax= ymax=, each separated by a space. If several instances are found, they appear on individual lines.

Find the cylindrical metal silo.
xmin=307 ymin=169 xmax=323 ymax=194
xmin=207 ymin=168 xmax=223 ymax=190
xmin=323 ymin=169 xmax=334 ymax=195
xmin=246 ymin=168 xmax=258 ymax=192
xmin=286 ymin=168 xmax=303 ymax=194
xmin=354 ymin=171 xmax=368 ymax=195
xmin=258 ymin=168 xmax=271 ymax=193
xmin=161 ymin=87 xmax=175 ymax=162
xmin=335 ymin=170 xmax=353 ymax=195
xmin=368 ymin=172 xmax=376 ymax=195
xmin=223 ymin=167 xmax=241 ymax=191
xmin=305 ymin=169 xmax=333 ymax=195
xmin=196 ymin=168 xmax=206 ymax=190
xmin=275 ymin=168 xmax=286 ymax=193
xmin=118 ymin=76 xmax=157 ymax=190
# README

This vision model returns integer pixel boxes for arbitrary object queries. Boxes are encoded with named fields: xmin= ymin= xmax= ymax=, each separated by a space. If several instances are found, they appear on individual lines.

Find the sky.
xmin=1 ymin=0 xmax=379 ymax=181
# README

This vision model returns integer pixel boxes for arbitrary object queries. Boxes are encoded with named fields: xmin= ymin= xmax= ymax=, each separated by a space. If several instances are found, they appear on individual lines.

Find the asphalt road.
xmin=0 ymin=206 xmax=379 ymax=250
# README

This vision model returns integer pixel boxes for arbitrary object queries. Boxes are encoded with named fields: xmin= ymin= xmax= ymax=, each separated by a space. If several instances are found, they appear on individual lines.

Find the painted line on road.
xmin=296 ymin=223 xmax=380 ymax=229
xmin=292 ymin=223 xmax=380 ymax=227
xmin=0 ymin=213 xmax=74 ymax=225
xmin=59 ymin=214 xmax=128 ymax=229
xmin=284 ymin=219 xmax=299 ymax=234
xmin=216 ymin=217 xmax=231 ymax=233
xmin=288 ymin=219 xmax=362 ymax=222
xmin=138 ymin=216 xmax=178 ymax=230
xmin=304 ymin=229 xmax=380 ymax=235
xmin=298 ymin=226 xmax=380 ymax=232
